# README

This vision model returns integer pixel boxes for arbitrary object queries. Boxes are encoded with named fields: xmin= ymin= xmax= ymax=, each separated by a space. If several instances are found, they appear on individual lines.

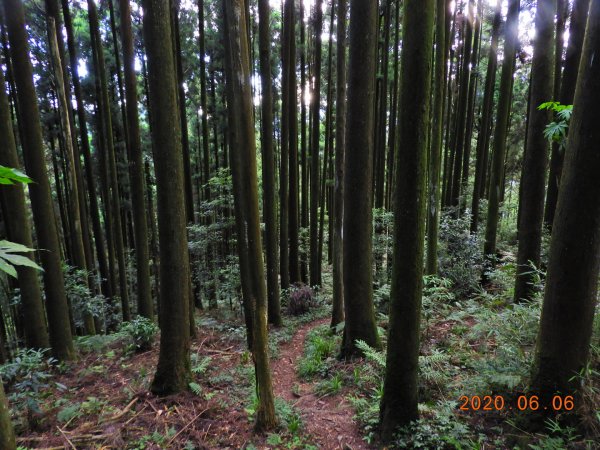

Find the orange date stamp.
xmin=458 ymin=395 xmax=574 ymax=412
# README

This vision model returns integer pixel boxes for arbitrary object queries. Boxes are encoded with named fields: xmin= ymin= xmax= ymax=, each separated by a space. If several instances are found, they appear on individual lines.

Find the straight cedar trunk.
xmin=288 ymin=2 xmax=301 ymax=285
xmin=425 ymin=0 xmax=448 ymax=275
xmin=46 ymin=0 xmax=97 ymax=298
xmin=257 ymin=0 xmax=282 ymax=327
xmin=142 ymin=0 xmax=191 ymax=395
xmin=449 ymin=0 xmax=474 ymax=208
xmin=460 ymin=0 xmax=482 ymax=204
xmin=543 ymin=0 xmax=590 ymax=229
xmin=299 ymin=0 xmax=309 ymax=283
xmin=380 ymin=0 xmax=435 ymax=438
xmin=471 ymin=0 xmax=502 ymax=233
xmin=197 ymin=0 xmax=211 ymax=207
xmin=280 ymin=0 xmax=292 ymax=290
xmin=0 ymin=67 xmax=49 ymax=349
xmin=88 ymin=0 xmax=131 ymax=321
xmin=340 ymin=0 xmax=381 ymax=358
xmin=309 ymin=0 xmax=323 ymax=287
xmin=47 ymin=17 xmax=97 ymax=335
xmin=331 ymin=0 xmax=347 ymax=328
xmin=119 ymin=0 xmax=153 ymax=319
xmin=514 ymin=0 xmax=556 ymax=303
xmin=0 ymin=381 xmax=15 ymax=450
xmin=530 ymin=0 xmax=600 ymax=413
xmin=483 ymin=0 xmax=520 ymax=259
xmin=222 ymin=0 xmax=276 ymax=431
xmin=318 ymin=3 xmax=335 ymax=275
xmin=5 ymin=0 xmax=74 ymax=361
xmin=61 ymin=0 xmax=113 ymax=301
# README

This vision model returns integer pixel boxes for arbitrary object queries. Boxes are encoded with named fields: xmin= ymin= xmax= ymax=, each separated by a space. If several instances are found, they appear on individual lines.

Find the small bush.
xmin=285 ymin=284 xmax=315 ymax=316
xmin=120 ymin=316 xmax=159 ymax=352
xmin=438 ymin=211 xmax=484 ymax=298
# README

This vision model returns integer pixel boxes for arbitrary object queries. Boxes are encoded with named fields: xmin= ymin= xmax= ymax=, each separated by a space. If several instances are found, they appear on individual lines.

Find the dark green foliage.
xmin=438 ymin=212 xmax=485 ymax=297
xmin=120 ymin=316 xmax=159 ymax=352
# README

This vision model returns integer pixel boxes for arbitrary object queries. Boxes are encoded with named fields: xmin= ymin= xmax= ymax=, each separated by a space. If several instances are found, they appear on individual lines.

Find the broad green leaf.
xmin=0 ymin=240 xmax=36 ymax=253
xmin=0 ymin=165 xmax=32 ymax=185
xmin=0 ymin=258 xmax=17 ymax=278
xmin=0 ymin=253 xmax=43 ymax=271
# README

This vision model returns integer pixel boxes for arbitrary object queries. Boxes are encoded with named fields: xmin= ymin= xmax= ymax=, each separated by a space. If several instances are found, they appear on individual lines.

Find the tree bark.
xmin=380 ymin=0 xmax=435 ymax=439
xmin=543 ymin=0 xmax=590 ymax=229
xmin=309 ymin=0 xmax=323 ymax=287
xmin=530 ymin=0 xmax=600 ymax=413
xmin=119 ymin=0 xmax=153 ymax=319
xmin=0 ymin=65 xmax=49 ymax=349
xmin=425 ymin=0 xmax=448 ymax=275
xmin=514 ymin=0 xmax=556 ymax=302
xmin=142 ymin=0 xmax=192 ymax=395
xmin=331 ymin=0 xmax=346 ymax=328
xmin=483 ymin=0 xmax=520 ymax=259
xmin=258 ymin=0 xmax=282 ymax=327
xmin=5 ymin=0 xmax=75 ymax=361
xmin=340 ymin=0 xmax=381 ymax=358
xmin=222 ymin=0 xmax=276 ymax=431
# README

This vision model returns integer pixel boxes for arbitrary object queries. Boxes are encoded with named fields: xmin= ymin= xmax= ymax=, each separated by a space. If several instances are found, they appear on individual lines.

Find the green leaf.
xmin=0 ymin=165 xmax=32 ymax=185
xmin=0 ymin=253 xmax=43 ymax=271
xmin=189 ymin=382 xmax=202 ymax=396
xmin=0 ymin=240 xmax=36 ymax=254
xmin=0 ymin=258 xmax=17 ymax=278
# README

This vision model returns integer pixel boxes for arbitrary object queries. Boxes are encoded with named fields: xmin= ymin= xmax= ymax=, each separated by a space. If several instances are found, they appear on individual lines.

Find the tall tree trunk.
xmin=142 ymin=0 xmax=191 ymax=395
xmin=483 ymin=0 xmax=520 ymax=259
xmin=288 ymin=0 xmax=300 ymax=285
xmin=119 ymin=0 xmax=153 ymax=319
xmin=530 ymin=0 xmax=600 ymax=414
xmin=4 ymin=0 xmax=74 ymax=361
xmin=514 ymin=0 xmax=556 ymax=303
xmin=449 ymin=0 xmax=474 ymax=208
xmin=379 ymin=0 xmax=435 ymax=438
xmin=471 ymin=0 xmax=502 ymax=232
xmin=258 ymin=0 xmax=282 ymax=327
xmin=331 ymin=0 xmax=346 ymax=328
xmin=543 ymin=0 xmax=590 ymax=229
xmin=300 ymin=0 xmax=308 ymax=283
xmin=89 ymin=0 xmax=131 ymax=321
xmin=309 ymin=0 xmax=323 ymax=287
xmin=61 ymin=0 xmax=112 ymax=301
xmin=425 ymin=0 xmax=448 ymax=275
xmin=280 ymin=0 xmax=292 ymax=290
xmin=0 ymin=66 xmax=49 ymax=349
xmin=222 ymin=0 xmax=276 ymax=431
xmin=340 ymin=0 xmax=381 ymax=358
xmin=47 ymin=17 xmax=96 ymax=335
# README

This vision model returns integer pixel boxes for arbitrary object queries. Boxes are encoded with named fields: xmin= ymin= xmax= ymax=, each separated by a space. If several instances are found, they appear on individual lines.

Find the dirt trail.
xmin=272 ymin=318 xmax=372 ymax=450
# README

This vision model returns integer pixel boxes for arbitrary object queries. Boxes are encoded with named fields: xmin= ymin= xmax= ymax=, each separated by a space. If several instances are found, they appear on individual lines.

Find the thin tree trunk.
xmin=222 ymin=0 xmax=276 ymax=431
xmin=483 ymin=0 xmax=520 ymax=259
xmin=258 ymin=0 xmax=282 ymax=327
xmin=425 ymin=0 xmax=448 ymax=275
xmin=543 ymin=0 xmax=590 ymax=229
xmin=331 ymin=0 xmax=346 ymax=328
xmin=309 ymin=0 xmax=323 ymax=287
xmin=119 ymin=0 xmax=153 ymax=319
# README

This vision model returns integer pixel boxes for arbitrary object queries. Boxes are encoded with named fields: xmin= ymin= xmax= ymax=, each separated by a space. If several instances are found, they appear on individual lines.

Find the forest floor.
xmin=12 ymin=305 xmax=371 ymax=450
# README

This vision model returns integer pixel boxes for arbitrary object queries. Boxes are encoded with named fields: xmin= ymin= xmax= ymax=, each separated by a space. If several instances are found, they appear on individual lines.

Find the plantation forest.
xmin=0 ymin=0 xmax=600 ymax=448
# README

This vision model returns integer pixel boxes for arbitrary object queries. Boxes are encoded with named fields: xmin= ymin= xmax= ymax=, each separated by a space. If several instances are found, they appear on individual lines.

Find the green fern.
xmin=355 ymin=340 xmax=386 ymax=368
xmin=189 ymin=382 xmax=202 ymax=396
